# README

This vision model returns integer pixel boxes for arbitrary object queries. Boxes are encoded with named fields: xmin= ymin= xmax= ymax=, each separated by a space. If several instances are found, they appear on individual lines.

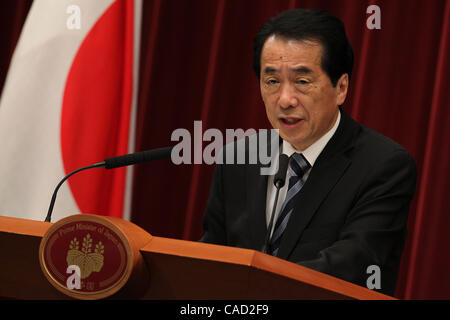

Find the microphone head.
xmin=104 ymin=146 xmax=173 ymax=169
xmin=274 ymin=154 xmax=289 ymax=189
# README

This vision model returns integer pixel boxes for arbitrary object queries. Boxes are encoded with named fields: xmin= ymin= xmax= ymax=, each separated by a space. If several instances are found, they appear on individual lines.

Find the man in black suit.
xmin=200 ymin=9 xmax=416 ymax=296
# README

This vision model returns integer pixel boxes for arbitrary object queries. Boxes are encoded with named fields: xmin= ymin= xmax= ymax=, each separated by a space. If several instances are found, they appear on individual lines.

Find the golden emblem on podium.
xmin=39 ymin=215 xmax=137 ymax=299
xmin=66 ymin=234 xmax=104 ymax=279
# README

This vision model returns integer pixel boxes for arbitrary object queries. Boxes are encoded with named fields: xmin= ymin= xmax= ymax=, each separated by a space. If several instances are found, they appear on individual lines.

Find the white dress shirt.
xmin=265 ymin=110 xmax=341 ymax=236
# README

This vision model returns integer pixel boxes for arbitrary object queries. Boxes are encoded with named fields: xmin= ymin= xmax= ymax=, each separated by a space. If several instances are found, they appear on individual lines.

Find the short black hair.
xmin=253 ymin=9 xmax=354 ymax=87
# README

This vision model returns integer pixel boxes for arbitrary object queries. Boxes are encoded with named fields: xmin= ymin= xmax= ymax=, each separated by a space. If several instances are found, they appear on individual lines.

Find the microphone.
xmin=104 ymin=146 xmax=173 ymax=169
xmin=44 ymin=146 xmax=173 ymax=223
xmin=261 ymin=153 xmax=290 ymax=254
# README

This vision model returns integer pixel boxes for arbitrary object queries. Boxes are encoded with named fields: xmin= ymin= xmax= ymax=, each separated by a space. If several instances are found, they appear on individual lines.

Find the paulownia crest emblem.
xmin=66 ymin=234 xmax=104 ymax=279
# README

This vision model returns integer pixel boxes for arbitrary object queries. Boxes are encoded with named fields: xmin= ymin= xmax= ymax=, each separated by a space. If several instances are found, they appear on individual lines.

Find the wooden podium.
xmin=0 ymin=214 xmax=393 ymax=300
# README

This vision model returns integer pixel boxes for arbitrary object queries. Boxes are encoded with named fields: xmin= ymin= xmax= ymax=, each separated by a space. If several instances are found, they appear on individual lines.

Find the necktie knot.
xmin=290 ymin=153 xmax=310 ymax=178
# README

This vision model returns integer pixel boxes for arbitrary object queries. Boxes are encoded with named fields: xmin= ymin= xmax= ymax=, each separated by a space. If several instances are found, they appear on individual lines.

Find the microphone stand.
xmin=44 ymin=162 xmax=105 ymax=222
xmin=261 ymin=181 xmax=283 ymax=254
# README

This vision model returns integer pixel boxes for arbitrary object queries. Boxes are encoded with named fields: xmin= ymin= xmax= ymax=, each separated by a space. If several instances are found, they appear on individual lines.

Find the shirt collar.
xmin=282 ymin=110 xmax=341 ymax=167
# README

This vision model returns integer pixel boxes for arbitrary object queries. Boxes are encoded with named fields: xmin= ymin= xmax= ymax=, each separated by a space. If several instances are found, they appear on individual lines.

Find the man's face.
xmin=260 ymin=35 xmax=348 ymax=151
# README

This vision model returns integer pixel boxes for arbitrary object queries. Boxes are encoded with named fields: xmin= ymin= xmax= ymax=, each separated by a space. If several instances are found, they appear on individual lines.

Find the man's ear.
xmin=336 ymin=73 xmax=349 ymax=106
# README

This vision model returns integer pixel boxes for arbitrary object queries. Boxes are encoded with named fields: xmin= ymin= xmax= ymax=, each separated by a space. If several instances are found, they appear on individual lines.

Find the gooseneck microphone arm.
xmin=44 ymin=146 xmax=173 ymax=223
xmin=261 ymin=154 xmax=290 ymax=254
xmin=44 ymin=162 xmax=105 ymax=222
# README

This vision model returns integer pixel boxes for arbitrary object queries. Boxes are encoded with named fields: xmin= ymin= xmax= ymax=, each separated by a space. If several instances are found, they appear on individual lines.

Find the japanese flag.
xmin=0 ymin=0 xmax=142 ymax=222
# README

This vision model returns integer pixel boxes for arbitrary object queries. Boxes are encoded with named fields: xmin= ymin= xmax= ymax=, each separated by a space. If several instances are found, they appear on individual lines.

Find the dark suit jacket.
xmin=200 ymin=109 xmax=417 ymax=296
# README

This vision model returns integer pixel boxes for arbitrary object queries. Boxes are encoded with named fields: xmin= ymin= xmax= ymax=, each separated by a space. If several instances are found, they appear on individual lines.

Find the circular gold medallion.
xmin=39 ymin=214 xmax=132 ymax=299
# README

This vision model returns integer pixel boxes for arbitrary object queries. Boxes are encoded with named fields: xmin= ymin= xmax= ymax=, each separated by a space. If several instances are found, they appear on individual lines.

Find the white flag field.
xmin=0 ymin=0 xmax=142 ymax=222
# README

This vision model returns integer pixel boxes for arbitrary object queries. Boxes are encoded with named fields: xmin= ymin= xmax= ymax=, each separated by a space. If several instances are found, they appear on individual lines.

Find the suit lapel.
xmin=277 ymin=109 xmax=361 ymax=260
xmin=246 ymin=162 xmax=268 ymax=250
xmin=277 ymin=154 xmax=351 ymax=259
xmin=246 ymin=130 xmax=281 ymax=250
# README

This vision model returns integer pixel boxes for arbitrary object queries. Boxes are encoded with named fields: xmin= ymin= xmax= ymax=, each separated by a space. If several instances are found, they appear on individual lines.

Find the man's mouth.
xmin=281 ymin=118 xmax=300 ymax=124
xmin=279 ymin=117 xmax=303 ymax=127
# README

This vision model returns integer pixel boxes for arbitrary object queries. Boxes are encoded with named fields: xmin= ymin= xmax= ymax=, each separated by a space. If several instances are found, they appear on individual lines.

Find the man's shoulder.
xmin=357 ymin=124 xmax=410 ymax=153
xmin=351 ymin=123 xmax=416 ymax=170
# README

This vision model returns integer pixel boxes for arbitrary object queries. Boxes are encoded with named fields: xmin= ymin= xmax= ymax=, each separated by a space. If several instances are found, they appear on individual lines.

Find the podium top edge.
xmin=0 ymin=215 xmax=51 ymax=237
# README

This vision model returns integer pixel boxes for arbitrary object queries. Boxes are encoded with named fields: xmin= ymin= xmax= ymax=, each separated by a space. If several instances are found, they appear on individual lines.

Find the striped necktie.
xmin=268 ymin=153 xmax=311 ymax=256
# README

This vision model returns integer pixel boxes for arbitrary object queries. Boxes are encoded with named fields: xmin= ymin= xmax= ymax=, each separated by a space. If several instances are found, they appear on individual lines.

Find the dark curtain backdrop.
xmin=1 ymin=0 xmax=449 ymax=299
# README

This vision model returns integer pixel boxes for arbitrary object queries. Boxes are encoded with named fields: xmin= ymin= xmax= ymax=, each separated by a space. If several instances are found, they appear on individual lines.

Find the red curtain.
xmin=1 ymin=0 xmax=449 ymax=299
xmin=0 ymin=0 xmax=32 ymax=91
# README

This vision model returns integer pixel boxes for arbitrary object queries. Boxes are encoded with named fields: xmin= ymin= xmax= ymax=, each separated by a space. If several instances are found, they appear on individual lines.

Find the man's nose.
xmin=278 ymin=83 xmax=299 ymax=109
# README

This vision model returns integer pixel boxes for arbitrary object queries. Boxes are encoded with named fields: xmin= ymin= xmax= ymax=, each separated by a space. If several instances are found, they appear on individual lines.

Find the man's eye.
xmin=297 ymin=79 xmax=309 ymax=85
xmin=267 ymin=79 xmax=279 ymax=85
